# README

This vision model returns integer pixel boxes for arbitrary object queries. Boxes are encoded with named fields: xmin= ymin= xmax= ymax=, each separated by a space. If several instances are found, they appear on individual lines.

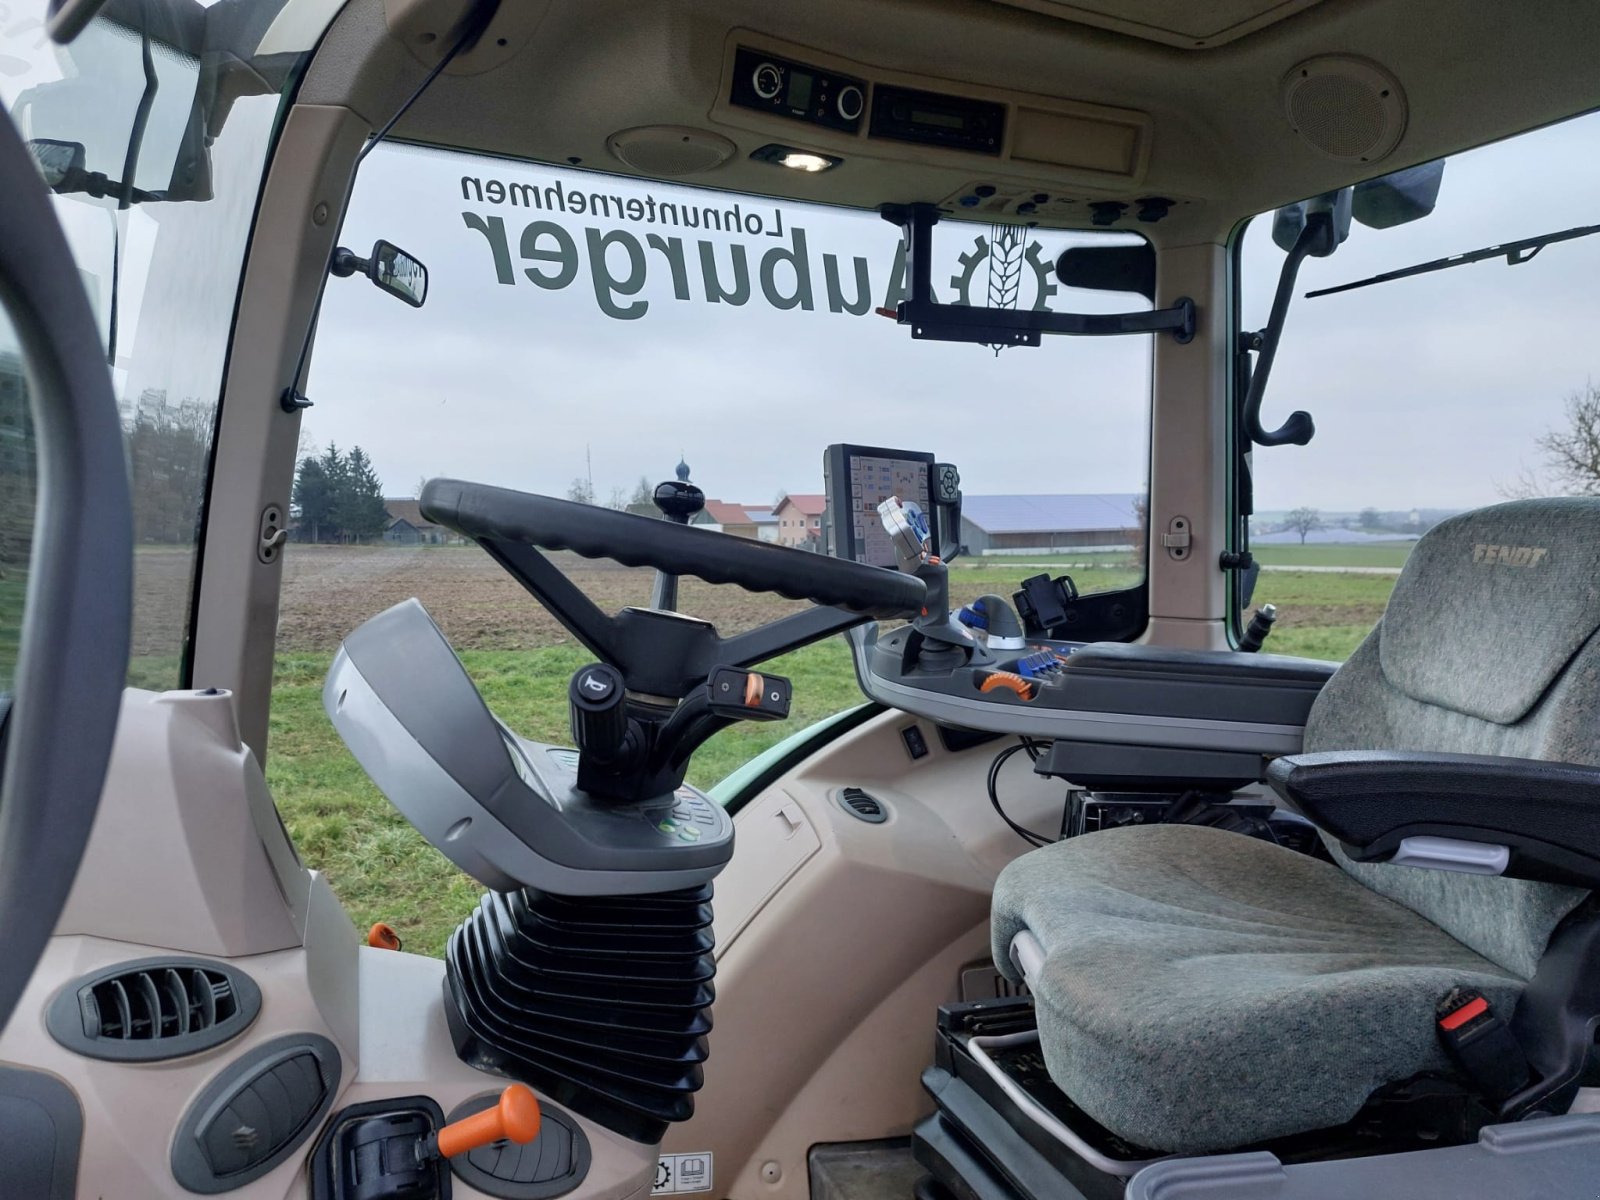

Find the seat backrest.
xmin=1303 ymin=497 xmax=1600 ymax=978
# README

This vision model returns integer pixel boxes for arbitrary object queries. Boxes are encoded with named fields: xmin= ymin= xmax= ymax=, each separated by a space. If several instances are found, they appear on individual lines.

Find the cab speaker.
xmin=607 ymin=126 xmax=736 ymax=176
xmin=1282 ymin=56 xmax=1407 ymax=163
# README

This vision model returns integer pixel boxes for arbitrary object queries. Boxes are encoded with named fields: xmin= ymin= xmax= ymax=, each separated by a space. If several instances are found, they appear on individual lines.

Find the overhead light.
xmin=750 ymin=143 xmax=841 ymax=172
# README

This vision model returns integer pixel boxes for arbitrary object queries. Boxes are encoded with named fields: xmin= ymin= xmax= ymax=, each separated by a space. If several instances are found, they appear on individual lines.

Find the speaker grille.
xmin=1283 ymin=57 xmax=1406 ymax=162
xmin=607 ymin=127 xmax=736 ymax=177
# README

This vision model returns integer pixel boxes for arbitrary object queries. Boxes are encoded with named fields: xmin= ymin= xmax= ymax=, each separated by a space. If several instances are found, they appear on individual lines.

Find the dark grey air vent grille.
xmin=838 ymin=788 xmax=888 ymax=823
xmin=47 ymin=957 xmax=261 ymax=1062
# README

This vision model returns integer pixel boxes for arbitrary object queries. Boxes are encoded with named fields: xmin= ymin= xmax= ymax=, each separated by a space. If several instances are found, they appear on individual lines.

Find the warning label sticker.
xmin=654 ymin=1151 xmax=714 ymax=1195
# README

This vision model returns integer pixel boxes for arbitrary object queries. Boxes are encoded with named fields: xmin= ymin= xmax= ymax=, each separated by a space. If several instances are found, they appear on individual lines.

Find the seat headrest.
xmin=1380 ymin=497 xmax=1600 ymax=724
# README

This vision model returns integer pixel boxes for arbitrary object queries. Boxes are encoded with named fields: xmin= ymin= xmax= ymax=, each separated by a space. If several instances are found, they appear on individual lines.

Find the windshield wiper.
xmin=1306 ymin=221 xmax=1600 ymax=299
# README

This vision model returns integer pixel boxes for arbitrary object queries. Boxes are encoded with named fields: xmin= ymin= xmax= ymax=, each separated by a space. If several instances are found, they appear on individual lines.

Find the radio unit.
xmin=730 ymin=47 xmax=866 ymax=134
xmin=870 ymin=84 xmax=1005 ymax=156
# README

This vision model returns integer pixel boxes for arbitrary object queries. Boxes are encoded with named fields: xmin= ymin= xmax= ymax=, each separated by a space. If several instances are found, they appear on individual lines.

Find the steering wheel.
xmin=420 ymin=478 xmax=924 ymax=698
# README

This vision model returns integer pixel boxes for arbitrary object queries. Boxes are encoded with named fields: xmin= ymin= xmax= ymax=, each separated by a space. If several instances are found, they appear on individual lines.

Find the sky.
xmin=304 ymin=111 xmax=1600 ymax=513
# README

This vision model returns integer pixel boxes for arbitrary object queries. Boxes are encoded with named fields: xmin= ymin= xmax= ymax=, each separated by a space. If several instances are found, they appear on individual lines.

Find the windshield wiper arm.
xmin=1306 ymin=221 xmax=1600 ymax=299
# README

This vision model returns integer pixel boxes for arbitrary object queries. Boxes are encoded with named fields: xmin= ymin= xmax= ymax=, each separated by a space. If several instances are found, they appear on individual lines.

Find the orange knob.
xmin=436 ymin=1085 xmax=541 ymax=1159
xmin=367 ymin=922 xmax=402 ymax=951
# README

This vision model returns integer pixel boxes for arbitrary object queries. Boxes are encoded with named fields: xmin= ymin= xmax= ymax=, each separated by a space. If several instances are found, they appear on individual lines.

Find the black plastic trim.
xmin=0 ymin=1065 xmax=83 ymax=1200
xmin=1267 ymin=750 xmax=1600 ymax=886
xmin=447 ymin=1093 xmax=591 ymax=1199
xmin=0 ymin=63 xmax=133 ymax=1039
xmin=46 ymin=956 xmax=262 ymax=1062
xmin=170 ymin=1032 xmax=341 ymax=1193
xmin=309 ymin=1095 xmax=449 ymax=1200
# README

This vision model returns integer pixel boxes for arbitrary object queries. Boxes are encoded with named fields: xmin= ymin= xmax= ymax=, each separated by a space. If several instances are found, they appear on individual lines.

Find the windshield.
xmin=0 ymin=0 xmax=334 ymax=687
xmin=1236 ymin=109 xmax=1600 ymax=660
xmin=284 ymin=147 xmax=1154 ymax=948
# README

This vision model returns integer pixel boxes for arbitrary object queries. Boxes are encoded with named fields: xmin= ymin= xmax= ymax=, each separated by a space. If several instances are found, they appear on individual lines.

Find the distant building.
xmin=746 ymin=506 xmax=780 ymax=543
xmin=698 ymin=499 xmax=761 ymax=538
xmin=382 ymin=498 xmax=461 ymax=545
xmin=960 ymin=494 xmax=1142 ymax=555
xmin=774 ymin=493 xmax=826 ymax=547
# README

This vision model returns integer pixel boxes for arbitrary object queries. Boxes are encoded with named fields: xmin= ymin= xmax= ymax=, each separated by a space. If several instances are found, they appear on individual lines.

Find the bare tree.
xmin=1286 ymin=507 xmax=1321 ymax=544
xmin=566 ymin=477 xmax=596 ymax=505
xmin=606 ymin=485 xmax=627 ymax=510
xmin=1535 ymin=382 xmax=1600 ymax=495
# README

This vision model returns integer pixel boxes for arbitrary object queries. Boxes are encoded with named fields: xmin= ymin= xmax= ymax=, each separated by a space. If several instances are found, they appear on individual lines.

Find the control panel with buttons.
xmin=730 ymin=46 xmax=866 ymax=134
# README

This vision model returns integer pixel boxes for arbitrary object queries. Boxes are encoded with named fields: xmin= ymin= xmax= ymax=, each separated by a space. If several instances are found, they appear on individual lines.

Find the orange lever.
xmin=435 ymin=1085 xmax=541 ymax=1159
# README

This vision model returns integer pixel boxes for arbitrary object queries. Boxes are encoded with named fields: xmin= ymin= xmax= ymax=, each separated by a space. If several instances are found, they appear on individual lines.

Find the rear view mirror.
xmin=1271 ymin=188 xmax=1352 ymax=254
xmin=331 ymin=239 xmax=428 ymax=308
xmin=27 ymin=139 xmax=85 ymax=188
xmin=1352 ymin=159 xmax=1445 ymax=229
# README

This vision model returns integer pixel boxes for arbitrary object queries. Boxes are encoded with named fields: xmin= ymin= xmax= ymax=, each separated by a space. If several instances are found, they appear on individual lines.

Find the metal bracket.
xmin=257 ymin=504 xmax=288 ymax=564
xmin=879 ymin=202 xmax=1197 ymax=347
xmin=1161 ymin=516 xmax=1192 ymax=561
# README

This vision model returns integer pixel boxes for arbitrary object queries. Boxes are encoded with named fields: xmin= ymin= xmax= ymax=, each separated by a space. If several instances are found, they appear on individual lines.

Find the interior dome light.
xmin=750 ymin=143 xmax=842 ymax=172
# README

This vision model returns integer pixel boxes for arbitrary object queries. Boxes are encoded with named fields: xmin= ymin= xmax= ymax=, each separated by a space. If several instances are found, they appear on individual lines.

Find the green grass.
xmin=268 ymin=564 xmax=1400 ymax=958
xmin=1252 ymin=542 xmax=1416 ymax=567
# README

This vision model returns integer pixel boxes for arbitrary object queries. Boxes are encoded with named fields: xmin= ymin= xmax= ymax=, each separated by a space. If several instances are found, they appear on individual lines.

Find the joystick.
xmin=877 ymin=495 xmax=974 ymax=670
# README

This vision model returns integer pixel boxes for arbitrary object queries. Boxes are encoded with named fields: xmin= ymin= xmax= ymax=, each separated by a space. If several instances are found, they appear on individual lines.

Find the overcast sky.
xmin=300 ymin=109 xmax=1600 ymax=514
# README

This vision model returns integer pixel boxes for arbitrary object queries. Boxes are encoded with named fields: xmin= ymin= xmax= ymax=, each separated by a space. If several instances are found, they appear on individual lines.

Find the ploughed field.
xmin=259 ymin=544 xmax=1392 ymax=956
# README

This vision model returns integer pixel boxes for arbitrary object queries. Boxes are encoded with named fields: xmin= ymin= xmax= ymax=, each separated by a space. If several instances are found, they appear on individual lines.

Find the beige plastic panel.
xmin=56 ymin=689 xmax=307 ymax=959
xmin=1144 ymin=239 xmax=1230 ymax=649
xmin=666 ymin=709 xmax=1063 ymax=1200
xmin=8 ymin=685 xmax=657 ymax=1198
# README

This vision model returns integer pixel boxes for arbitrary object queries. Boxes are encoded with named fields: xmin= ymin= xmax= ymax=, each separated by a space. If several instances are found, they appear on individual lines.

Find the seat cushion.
xmin=991 ymin=824 xmax=1523 ymax=1154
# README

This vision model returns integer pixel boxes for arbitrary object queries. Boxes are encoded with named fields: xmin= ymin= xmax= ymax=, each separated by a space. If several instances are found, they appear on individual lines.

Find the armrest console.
xmin=1266 ymin=750 xmax=1600 ymax=887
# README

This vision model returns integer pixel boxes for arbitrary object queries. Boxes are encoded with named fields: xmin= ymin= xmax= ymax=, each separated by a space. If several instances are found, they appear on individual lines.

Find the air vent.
xmin=47 ymin=957 xmax=261 ymax=1062
xmin=838 ymin=787 xmax=888 ymax=823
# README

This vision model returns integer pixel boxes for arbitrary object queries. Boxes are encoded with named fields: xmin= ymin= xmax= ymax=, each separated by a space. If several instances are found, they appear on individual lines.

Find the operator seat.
xmin=991 ymin=498 xmax=1600 ymax=1153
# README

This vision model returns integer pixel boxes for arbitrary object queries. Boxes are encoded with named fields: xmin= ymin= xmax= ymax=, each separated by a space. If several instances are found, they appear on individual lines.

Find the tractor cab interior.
xmin=6 ymin=1 xmax=1600 ymax=1198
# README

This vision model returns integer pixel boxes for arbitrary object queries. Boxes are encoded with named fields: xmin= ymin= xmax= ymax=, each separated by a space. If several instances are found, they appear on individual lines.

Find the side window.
xmin=1237 ymin=111 xmax=1600 ymax=661
xmin=0 ymin=320 xmax=36 ymax=698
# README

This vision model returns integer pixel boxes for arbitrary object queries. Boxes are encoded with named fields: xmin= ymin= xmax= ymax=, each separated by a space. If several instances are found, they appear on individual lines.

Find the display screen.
xmin=787 ymin=70 xmax=814 ymax=112
xmin=910 ymin=108 xmax=965 ymax=130
xmin=840 ymin=452 xmax=933 ymax=567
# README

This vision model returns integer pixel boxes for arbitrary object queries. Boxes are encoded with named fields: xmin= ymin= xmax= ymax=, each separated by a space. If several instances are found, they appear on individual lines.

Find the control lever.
xmin=428 ymin=1084 xmax=542 ymax=1161
xmin=651 ymin=479 xmax=706 ymax=610
xmin=570 ymin=663 xmax=632 ymax=762
xmin=311 ymin=1085 xmax=541 ymax=1200
xmin=1239 ymin=603 xmax=1278 ymax=653
xmin=878 ymin=494 xmax=973 ymax=670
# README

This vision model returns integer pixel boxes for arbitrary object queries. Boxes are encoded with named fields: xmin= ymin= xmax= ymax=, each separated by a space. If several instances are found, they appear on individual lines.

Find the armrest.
xmin=1266 ymin=750 xmax=1600 ymax=887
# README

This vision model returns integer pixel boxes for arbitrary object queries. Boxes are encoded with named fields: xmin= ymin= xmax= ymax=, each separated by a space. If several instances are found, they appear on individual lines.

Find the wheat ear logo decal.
xmin=950 ymin=225 xmax=1058 ymax=354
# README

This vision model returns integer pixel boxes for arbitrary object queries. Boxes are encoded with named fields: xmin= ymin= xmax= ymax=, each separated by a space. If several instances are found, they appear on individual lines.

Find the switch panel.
xmin=171 ymin=1033 xmax=341 ymax=1193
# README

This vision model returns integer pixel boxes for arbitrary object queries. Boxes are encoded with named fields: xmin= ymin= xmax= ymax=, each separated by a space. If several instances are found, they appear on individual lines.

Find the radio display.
xmin=911 ymin=108 xmax=965 ymax=130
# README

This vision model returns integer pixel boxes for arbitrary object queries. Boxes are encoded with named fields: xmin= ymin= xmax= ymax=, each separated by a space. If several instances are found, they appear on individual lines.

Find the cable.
xmin=988 ymin=739 xmax=1054 ymax=848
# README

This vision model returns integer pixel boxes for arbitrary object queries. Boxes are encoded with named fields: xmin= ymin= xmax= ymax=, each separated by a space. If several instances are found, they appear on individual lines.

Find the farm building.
xmin=694 ymin=500 xmax=762 ymax=538
xmin=382 ymin=498 xmax=461 ymax=545
xmin=960 ymin=494 xmax=1143 ymax=555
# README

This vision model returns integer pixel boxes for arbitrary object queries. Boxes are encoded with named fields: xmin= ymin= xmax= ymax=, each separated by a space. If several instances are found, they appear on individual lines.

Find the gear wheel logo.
xmin=950 ymin=225 xmax=1058 ymax=354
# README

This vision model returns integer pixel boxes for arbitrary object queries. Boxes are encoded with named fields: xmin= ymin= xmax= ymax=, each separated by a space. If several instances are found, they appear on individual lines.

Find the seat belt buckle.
xmin=1436 ymin=988 xmax=1531 ymax=1103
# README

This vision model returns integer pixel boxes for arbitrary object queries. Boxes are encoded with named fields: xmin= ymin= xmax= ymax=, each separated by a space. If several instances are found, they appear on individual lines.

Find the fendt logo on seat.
xmin=1472 ymin=543 xmax=1550 ymax=566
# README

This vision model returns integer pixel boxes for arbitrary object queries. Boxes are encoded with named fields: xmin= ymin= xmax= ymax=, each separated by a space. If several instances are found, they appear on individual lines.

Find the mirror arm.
xmin=1240 ymin=211 xmax=1337 ymax=448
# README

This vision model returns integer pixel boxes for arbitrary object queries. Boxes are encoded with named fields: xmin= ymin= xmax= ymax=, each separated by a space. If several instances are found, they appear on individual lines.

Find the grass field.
xmin=1252 ymin=542 xmax=1416 ymax=568
xmin=38 ymin=541 xmax=1391 ymax=957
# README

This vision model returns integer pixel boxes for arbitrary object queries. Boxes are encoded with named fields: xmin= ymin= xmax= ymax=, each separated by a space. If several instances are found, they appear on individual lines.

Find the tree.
xmin=567 ymin=477 xmax=595 ymax=505
xmin=293 ymin=456 xmax=333 ymax=543
xmin=1535 ymin=381 xmax=1600 ymax=495
xmin=1358 ymin=507 xmax=1382 ymax=530
xmin=606 ymin=485 xmax=627 ymax=510
xmin=335 ymin=446 xmax=389 ymax=542
xmin=630 ymin=475 xmax=654 ymax=506
xmin=1286 ymin=506 xmax=1322 ymax=544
